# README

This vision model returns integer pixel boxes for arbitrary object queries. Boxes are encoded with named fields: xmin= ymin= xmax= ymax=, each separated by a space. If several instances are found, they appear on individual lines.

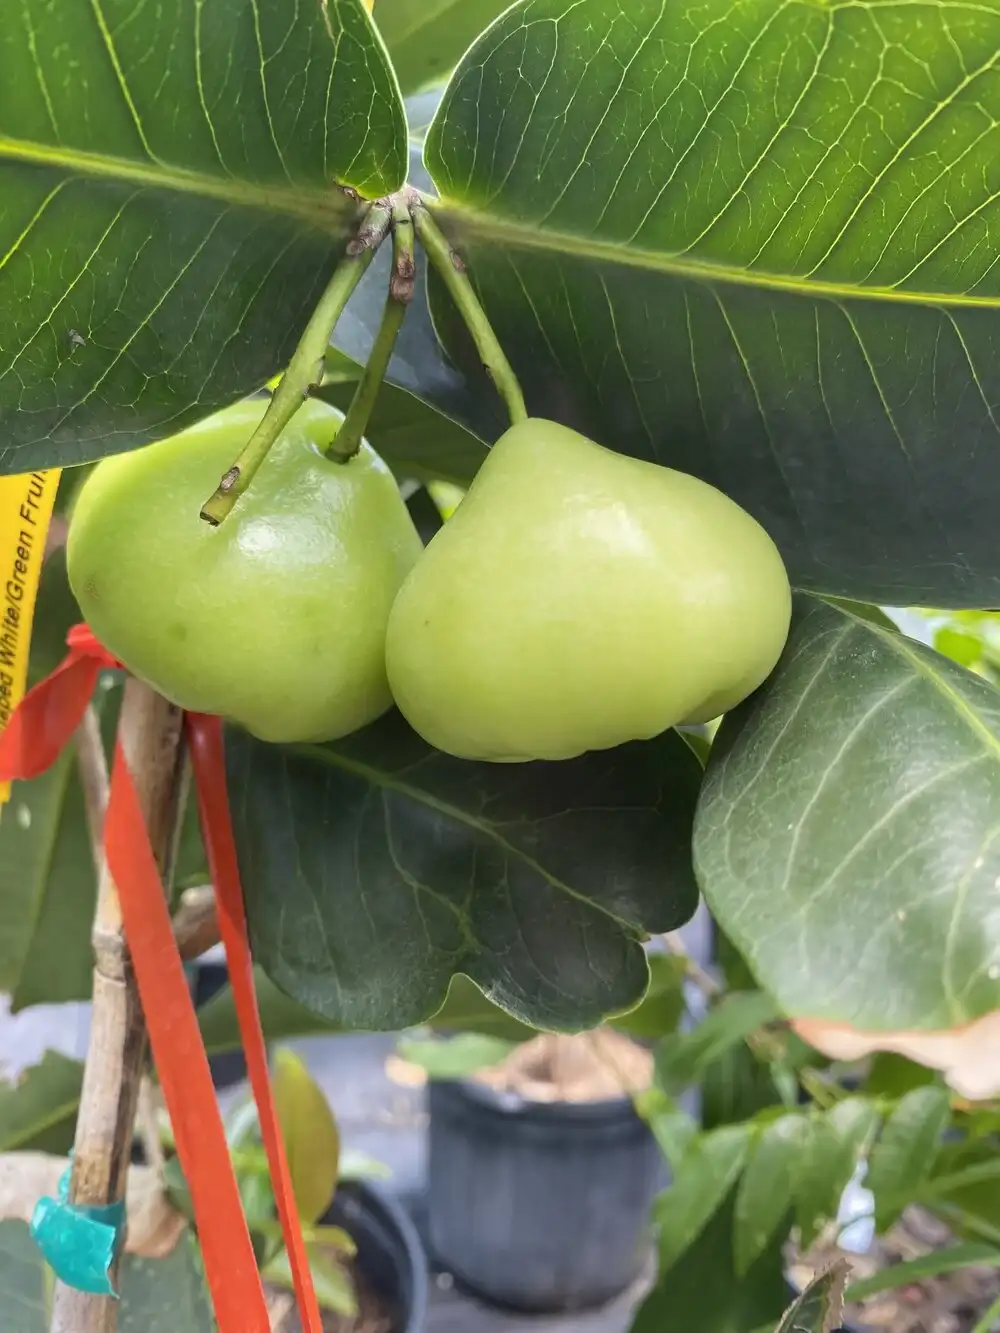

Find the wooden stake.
xmin=49 ymin=681 xmax=186 ymax=1333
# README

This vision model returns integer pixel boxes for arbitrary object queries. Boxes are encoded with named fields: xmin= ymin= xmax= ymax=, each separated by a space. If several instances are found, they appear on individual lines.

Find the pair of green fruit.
xmin=67 ymin=398 xmax=792 ymax=763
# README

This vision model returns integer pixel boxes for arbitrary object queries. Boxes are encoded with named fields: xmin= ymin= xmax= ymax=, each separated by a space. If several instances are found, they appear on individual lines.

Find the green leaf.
xmin=396 ymin=1033 xmax=518 ymax=1079
xmin=0 ymin=551 xmax=99 ymax=1010
xmin=424 ymin=0 xmax=1000 ymax=606
xmin=264 ymin=1245 xmax=358 ymax=1318
xmin=228 ymin=711 xmax=700 ymax=1031
xmin=0 ymin=1052 xmax=84 ymax=1156
xmin=867 ymin=1085 xmax=951 ymax=1229
xmin=373 ymin=0 xmax=514 ymax=95
xmin=695 ymin=596 xmax=1000 ymax=1032
xmin=701 ymin=1042 xmax=788 ymax=1132
xmin=654 ymin=1124 xmax=752 ymax=1271
xmin=773 ymin=1262 xmax=848 ymax=1333
xmin=865 ymin=1052 xmax=937 ymax=1099
xmin=735 ymin=1114 xmax=809 ymax=1276
xmin=794 ymin=1098 xmax=880 ymax=1249
xmin=610 ymin=954 xmax=687 ymax=1040
xmin=656 ymin=992 xmax=780 ymax=1096
xmin=845 ymin=1243 xmax=1000 ymax=1303
xmin=635 ymin=1087 xmax=699 ymax=1173
xmin=0 ymin=1221 xmax=214 ymax=1333
xmin=0 ymin=0 xmax=406 ymax=475
xmin=272 ymin=1049 xmax=341 ymax=1228
xmin=633 ymin=1187 xmax=791 ymax=1333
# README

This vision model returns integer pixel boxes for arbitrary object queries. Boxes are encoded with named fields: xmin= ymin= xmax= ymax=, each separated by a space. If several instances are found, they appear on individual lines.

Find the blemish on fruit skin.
xmin=15 ymin=803 xmax=31 ymax=829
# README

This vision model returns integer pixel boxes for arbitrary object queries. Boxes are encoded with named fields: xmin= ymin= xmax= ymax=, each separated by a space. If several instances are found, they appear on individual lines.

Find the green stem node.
xmin=325 ymin=202 xmax=414 ymax=463
xmin=411 ymin=202 xmax=527 ymax=429
xmin=200 ymin=202 xmax=390 ymax=525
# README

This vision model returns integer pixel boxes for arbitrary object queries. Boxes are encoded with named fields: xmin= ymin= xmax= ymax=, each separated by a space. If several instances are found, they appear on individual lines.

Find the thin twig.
xmin=200 ymin=200 xmax=391 ymax=525
xmin=50 ymin=682 xmax=186 ymax=1333
xmin=661 ymin=932 xmax=722 ymax=999
xmin=411 ymin=198 xmax=528 ymax=428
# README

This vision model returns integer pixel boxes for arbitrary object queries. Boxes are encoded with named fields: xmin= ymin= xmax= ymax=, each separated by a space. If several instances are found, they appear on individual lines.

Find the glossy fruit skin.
xmin=385 ymin=419 xmax=792 ymax=763
xmin=68 ymin=398 xmax=423 ymax=744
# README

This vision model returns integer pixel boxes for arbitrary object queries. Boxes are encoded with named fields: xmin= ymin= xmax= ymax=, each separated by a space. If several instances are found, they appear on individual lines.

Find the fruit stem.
xmin=411 ymin=200 xmax=528 ymax=428
xmin=200 ymin=200 xmax=392 ymax=525
xmin=325 ymin=200 xmax=414 ymax=462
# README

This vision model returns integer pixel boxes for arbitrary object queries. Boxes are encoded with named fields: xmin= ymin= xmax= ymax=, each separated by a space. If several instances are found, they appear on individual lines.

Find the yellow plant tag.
xmin=0 ymin=470 xmax=62 ymax=807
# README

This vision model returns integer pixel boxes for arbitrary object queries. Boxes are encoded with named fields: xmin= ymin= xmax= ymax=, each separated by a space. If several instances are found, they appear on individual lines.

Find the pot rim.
xmin=431 ymin=1074 xmax=639 ymax=1120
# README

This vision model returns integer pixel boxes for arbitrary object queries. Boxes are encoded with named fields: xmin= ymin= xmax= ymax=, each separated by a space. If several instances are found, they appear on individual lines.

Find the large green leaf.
xmin=0 ymin=1221 xmax=213 ymax=1333
xmin=0 ymin=0 xmax=407 ymax=475
xmin=373 ymin=0 xmax=515 ymax=95
xmin=423 ymin=0 xmax=1000 ymax=606
xmin=227 ymin=710 xmax=701 ymax=1030
xmin=694 ymin=596 xmax=1000 ymax=1032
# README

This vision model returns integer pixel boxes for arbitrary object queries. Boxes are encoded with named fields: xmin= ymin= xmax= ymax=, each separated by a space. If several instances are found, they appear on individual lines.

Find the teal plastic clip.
xmin=30 ymin=1163 xmax=126 ymax=1297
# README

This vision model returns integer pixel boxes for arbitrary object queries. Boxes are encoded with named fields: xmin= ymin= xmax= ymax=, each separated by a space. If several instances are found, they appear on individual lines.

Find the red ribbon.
xmin=0 ymin=627 xmax=322 ymax=1333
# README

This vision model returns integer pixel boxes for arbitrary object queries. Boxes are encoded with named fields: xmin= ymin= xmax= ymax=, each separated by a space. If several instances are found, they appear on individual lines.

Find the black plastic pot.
xmin=427 ymin=1078 xmax=665 ymax=1313
xmin=325 ymin=1181 xmax=428 ymax=1333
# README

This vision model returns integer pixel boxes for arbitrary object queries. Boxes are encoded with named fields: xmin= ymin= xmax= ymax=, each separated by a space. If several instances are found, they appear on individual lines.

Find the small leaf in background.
xmin=0 ymin=1053 xmax=83 ymax=1156
xmin=654 ymin=1125 xmax=752 ymax=1271
xmin=611 ymin=954 xmax=687 ymax=1040
xmin=372 ymin=0 xmax=515 ymax=95
xmin=656 ymin=991 xmax=780 ymax=1096
xmin=632 ymin=1188 xmax=791 ymax=1333
xmin=867 ymin=1085 xmax=951 ymax=1230
xmin=794 ymin=1099 xmax=880 ymax=1249
xmin=864 ymin=1052 xmax=936 ymax=1100
xmin=735 ymin=1114 xmax=809 ymax=1276
xmin=845 ymin=1243 xmax=1000 ymax=1302
xmin=336 ymin=1150 xmax=392 ymax=1183
xmin=272 ymin=1050 xmax=341 ymax=1228
xmin=696 ymin=596 xmax=1000 ymax=1075
xmin=396 ymin=1033 xmax=518 ymax=1080
xmin=773 ymin=1261 xmax=849 ymax=1333
xmin=306 ymin=1250 xmax=358 ymax=1317
xmin=634 ymin=1087 xmax=699 ymax=1173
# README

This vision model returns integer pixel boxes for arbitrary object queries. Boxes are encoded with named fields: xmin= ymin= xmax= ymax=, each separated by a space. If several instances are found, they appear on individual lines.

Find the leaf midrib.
xmin=0 ymin=137 xmax=350 ymax=231
xmin=433 ymin=200 xmax=1000 ymax=312
xmin=294 ymin=741 xmax=643 ymax=931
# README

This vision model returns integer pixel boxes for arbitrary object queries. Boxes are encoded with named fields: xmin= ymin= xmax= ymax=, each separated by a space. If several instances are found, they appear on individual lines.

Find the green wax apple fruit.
xmin=386 ymin=419 xmax=792 ymax=762
xmin=68 ymin=398 xmax=423 ymax=743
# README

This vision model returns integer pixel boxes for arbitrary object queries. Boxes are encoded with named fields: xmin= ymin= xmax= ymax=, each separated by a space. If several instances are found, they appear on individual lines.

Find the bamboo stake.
xmin=49 ymin=681 xmax=186 ymax=1333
